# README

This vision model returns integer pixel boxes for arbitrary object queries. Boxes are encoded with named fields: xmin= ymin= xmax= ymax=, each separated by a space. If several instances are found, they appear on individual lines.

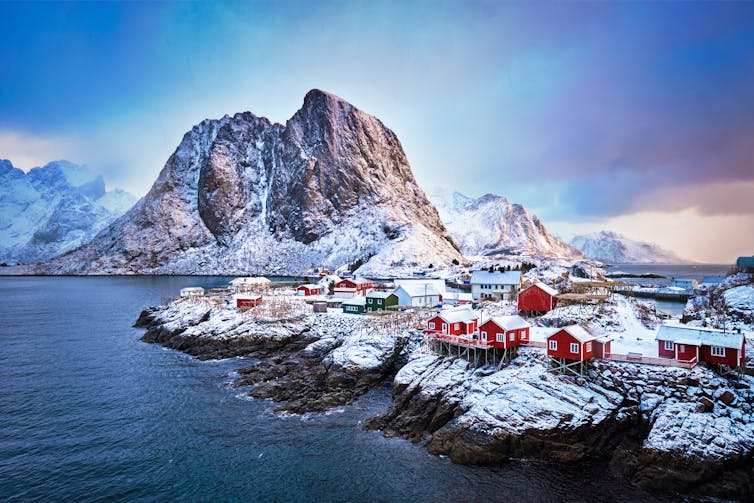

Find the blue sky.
xmin=2 ymin=1 xmax=753 ymax=262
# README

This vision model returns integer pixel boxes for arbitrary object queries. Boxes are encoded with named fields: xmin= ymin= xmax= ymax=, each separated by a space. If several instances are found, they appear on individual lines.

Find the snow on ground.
xmin=724 ymin=284 xmax=754 ymax=311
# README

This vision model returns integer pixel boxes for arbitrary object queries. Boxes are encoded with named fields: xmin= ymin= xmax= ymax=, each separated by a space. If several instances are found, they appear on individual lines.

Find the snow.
xmin=724 ymin=284 xmax=754 ymax=311
xmin=656 ymin=324 xmax=745 ymax=350
xmin=570 ymin=230 xmax=685 ymax=264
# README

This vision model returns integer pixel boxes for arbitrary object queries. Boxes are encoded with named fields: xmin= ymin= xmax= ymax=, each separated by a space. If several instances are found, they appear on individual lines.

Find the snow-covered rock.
xmin=570 ymin=230 xmax=686 ymax=264
xmin=431 ymin=191 xmax=582 ymax=259
xmin=0 ymin=159 xmax=136 ymax=263
xmin=37 ymin=90 xmax=463 ymax=276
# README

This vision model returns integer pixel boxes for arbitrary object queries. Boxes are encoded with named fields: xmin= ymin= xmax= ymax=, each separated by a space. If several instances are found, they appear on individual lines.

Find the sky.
xmin=1 ymin=0 xmax=753 ymax=263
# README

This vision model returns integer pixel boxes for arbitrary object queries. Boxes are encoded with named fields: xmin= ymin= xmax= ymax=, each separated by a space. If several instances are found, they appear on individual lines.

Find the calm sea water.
xmin=0 ymin=276 xmax=676 ymax=502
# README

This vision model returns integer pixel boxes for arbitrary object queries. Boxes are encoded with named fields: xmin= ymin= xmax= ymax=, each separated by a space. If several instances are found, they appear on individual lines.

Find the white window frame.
xmin=679 ymin=344 xmax=685 ymax=353
xmin=549 ymin=340 xmax=557 ymax=351
xmin=711 ymin=346 xmax=725 ymax=357
xmin=454 ymin=323 xmax=460 ymax=331
xmin=442 ymin=323 xmax=448 ymax=332
xmin=428 ymin=322 xmax=435 ymax=330
xmin=663 ymin=340 xmax=673 ymax=351
xmin=585 ymin=342 xmax=592 ymax=352
xmin=496 ymin=333 xmax=504 ymax=342
xmin=509 ymin=332 xmax=515 ymax=342
xmin=570 ymin=343 xmax=579 ymax=354
xmin=481 ymin=331 xmax=487 ymax=341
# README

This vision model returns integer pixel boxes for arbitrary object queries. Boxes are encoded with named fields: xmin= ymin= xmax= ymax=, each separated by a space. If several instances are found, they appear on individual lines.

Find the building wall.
xmin=658 ymin=340 xmax=676 ymax=359
xmin=547 ymin=330 xmax=592 ymax=361
xmin=700 ymin=343 xmax=742 ymax=367
xmin=518 ymin=286 xmax=557 ymax=313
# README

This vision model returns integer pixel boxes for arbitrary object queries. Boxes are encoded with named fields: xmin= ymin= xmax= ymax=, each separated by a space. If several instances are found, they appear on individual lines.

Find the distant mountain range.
xmin=431 ymin=191 xmax=583 ymax=259
xmin=0 ymin=160 xmax=136 ymax=263
xmin=569 ymin=231 xmax=686 ymax=264
xmin=37 ymin=90 xmax=463 ymax=275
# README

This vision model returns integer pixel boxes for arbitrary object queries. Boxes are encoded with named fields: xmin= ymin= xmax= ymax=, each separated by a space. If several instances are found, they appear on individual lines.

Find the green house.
xmin=366 ymin=292 xmax=399 ymax=312
xmin=342 ymin=297 xmax=366 ymax=315
xmin=737 ymin=256 xmax=754 ymax=272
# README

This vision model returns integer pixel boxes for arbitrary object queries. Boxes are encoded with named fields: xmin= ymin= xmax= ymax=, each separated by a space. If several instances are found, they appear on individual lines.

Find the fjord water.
xmin=1 ymin=277 xmax=670 ymax=502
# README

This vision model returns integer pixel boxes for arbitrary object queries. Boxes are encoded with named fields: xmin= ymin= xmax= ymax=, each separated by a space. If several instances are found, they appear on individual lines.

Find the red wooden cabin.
xmin=546 ymin=325 xmax=599 ymax=362
xmin=478 ymin=315 xmax=531 ymax=348
xmin=235 ymin=294 xmax=262 ymax=308
xmin=297 ymin=284 xmax=322 ymax=296
xmin=518 ymin=282 xmax=558 ymax=315
xmin=426 ymin=309 xmax=479 ymax=337
xmin=656 ymin=325 xmax=745 ymax=367
xmin=334 ymin=278 xmax=373 ymax=297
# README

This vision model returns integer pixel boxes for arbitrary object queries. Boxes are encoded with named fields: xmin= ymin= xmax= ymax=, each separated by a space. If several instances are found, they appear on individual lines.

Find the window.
xmin=454 ymin=323 xmax=460 ymax=331
xmin=496 ymin=333 xmax=504 ymax=342
xmin=663 ymin=340 xmax=673 ymax=351
xmin=585 ymin=342 xmax=592 ymax=352
xmin=711 ymin=346 xmax=725 ymax=357
xmin=679 ymin=345 xmax=685 ymax=353
xmin=570 ymin=343 xmax=579 ymax=353
xmin=549 ymin=340 xmax=557 ymax=351
xmin=429 ymin=322 xmax=435 ymax=330
xmin=481 ymin=331 xmax=487 ymax=341
xmin=442 ymin=323 xmax=447 ymax=332
xmin=509 ymin=333 xmax=515 ymax=341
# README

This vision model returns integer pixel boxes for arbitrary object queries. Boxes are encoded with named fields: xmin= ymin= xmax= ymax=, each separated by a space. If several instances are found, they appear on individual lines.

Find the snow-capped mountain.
xmin=0 ymin=159 xmax=136 ymax=263
xmin=431 ymin=191 xmax=583 ymax=259
xmin=570 ymin=231 xmax=686 ymax=264
xmin=39 ymin=90 xmax=462 ymax=275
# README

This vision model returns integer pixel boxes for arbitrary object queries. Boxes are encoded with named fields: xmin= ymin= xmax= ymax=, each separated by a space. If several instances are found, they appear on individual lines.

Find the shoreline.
xmin=134 ymin=295 xmax=754 ymax=500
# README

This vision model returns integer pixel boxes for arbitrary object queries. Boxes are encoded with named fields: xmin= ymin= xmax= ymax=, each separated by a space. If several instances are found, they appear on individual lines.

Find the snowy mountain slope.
xmin=0 ymin=159 xmax=137 ymax=263
xmin=39 ymin=90 xmax=462 ymax=275
xmin=430 ymin=191 xmax=583 ymax=259
xmin=570 ymin=231 xmax=686 ymax=264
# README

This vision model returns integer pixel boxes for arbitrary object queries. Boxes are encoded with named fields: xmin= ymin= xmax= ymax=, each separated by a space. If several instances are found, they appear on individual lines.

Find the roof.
xmin=548 ymin=325 xmax=598 ymax=343
xmin=234 ymin=294 xmax=262 ymax=300
xmin=180 ymin=287 xmax=204 ymax=293
xmin=394 ymin=283 xmax=441 ymax=298
xmin=230 ymin=276 xmax=271 ymax=286
xmin=434 ymin=307 xmax=478 ymax=324
xmin=342 ymin=297 xmax=366 ymax=306
xmin=298 ymin=283 xmax=321 ymax=289
xmin=521 ymin=281 xmax=558 ymax=297
xmin=470 ymin=270 xmax=521 ymax=285
xmin=487 ymin=315 xmax=530 ymax=331
xmin=367 ymin=291 xmax=397 ymax=299
xmin=655 ymin=324 xmax=745 ymax=349
xmin=394 ymin=279 xmax=447 ymax=295
xmin=737 ymin=256 xmax=754 ymax=268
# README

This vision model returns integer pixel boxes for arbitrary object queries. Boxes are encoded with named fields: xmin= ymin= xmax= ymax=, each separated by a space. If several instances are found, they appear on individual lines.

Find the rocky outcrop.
xmin=41 ymin=90 xmax=462 ymax=276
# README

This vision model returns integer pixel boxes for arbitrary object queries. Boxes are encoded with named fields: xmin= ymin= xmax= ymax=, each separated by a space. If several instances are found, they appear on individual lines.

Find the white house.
xmin=229 ymin=276 xmax=271 ymax=292
xmin=394 ymin=283 xmax=442 ymax=307
xmin=671 ymin=278 xmax=698 ymax=291
xmin=470 ymin=270 xmax=522 ymax=301
xmin=180 ymin=287 xmax=205 ymax=298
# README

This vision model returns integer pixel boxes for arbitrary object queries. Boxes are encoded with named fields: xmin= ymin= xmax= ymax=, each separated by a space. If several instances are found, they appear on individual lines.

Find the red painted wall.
xmin=237 ymin=297 xmax=261 ymax=308
xmin=518 ymin=285 xmax=557 ymax=313
xmin=700 ymin=343 xmax=743 ymax=367
xmin=657 ymin=340 xmax=675 ymax=359
xmin=546 ymin=330 xmax=593 ymax=361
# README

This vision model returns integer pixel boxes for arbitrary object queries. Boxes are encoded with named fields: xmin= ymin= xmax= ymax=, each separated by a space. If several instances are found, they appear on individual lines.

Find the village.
xmin=175 ymin=261 xmax=754 ymax=381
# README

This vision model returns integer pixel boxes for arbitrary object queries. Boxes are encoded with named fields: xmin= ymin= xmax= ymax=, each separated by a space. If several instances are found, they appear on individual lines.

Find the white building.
xmin=671 ymin=278 xmax=698 ymax=291
xmin=180 ymin=287 xmax=205 ymax=297
xmin=470 ymin=270 xmax=522 ymax=301
xmin=229 ymin=276 xmax=271 ymax=292
xmin=393 ymin=283 xmax=442 ymax=307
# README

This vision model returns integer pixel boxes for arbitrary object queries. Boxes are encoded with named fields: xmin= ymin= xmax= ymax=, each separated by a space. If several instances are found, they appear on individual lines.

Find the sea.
xmin=603 ymin=263 xmax=731 ymax=318
xmin=0 ymin=276 xmax=681 ymax=502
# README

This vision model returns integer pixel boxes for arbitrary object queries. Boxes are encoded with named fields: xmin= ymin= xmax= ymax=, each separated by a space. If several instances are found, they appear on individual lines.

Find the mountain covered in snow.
xmin=430 ymin=191 xmax=583 ymax=259
xmin=570 ymin=231 xmax=686 ymax=264
xmin=38 ymin=90 xmax=462 ymax=275
xmin=0 ymin=159 xmax=136 ymax=263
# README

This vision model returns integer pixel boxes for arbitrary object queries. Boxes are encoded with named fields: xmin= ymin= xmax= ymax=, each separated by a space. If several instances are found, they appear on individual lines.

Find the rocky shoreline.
xmin=135 ymin=298 xmax=754 ymax=500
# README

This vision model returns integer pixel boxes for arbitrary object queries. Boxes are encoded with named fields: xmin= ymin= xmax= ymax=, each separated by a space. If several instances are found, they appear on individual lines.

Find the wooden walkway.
xmin=520 ymin=341 xmax=697 ymax=368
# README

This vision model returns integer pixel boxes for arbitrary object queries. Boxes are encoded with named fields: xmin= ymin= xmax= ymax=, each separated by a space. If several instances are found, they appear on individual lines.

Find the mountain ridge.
xmin=570 ymin=230 xmax=687 ymax=264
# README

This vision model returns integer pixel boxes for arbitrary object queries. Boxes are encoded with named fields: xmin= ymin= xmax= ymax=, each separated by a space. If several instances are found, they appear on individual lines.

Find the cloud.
xmin=0 ymin=130 xmax=76 ymax=171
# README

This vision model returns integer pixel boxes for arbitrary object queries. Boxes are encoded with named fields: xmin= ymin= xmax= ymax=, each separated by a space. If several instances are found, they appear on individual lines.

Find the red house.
xmin=478 ymin=315 xmax=531 ymax=348
xmin=334 ymin=278 xmax=373 ymax=298
xmin=656 ymin=325 xmax=745 ymax=368
xmin=546 ymin=325 xmax=599 ymax=362
xmin=297 ymin=284 xmax=322 ymax=296
xmin=518 ymin=281 xmax=559 ymax=316
xmin=426 ymin=308 xmax=479 ymax=337
xmin=235 ymin=294 xmax=262 ymax=308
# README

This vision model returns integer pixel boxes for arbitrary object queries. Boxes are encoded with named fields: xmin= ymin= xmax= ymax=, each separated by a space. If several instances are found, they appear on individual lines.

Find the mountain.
xmin=569 ymin=231 xmax=686 ymax=264
xmin=39 ymin=90 xmax=462 ymax=275
xmin=0 ymin=159 xmax=136 ymax=263
xmin=431 ymin=191 xmax=583 ymax=259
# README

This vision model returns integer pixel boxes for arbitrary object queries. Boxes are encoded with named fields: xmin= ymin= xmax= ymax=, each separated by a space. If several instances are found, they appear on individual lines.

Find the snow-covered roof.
xmin=367 ymin=291 xmax=396 ymax=299
xmin=394 ymin=283 xmax=441 ymax=298
xmin=233 ymin=294 xmax=262 ymax=300
xmin=522 ymin=281 xmax=558 ymax=297
xmin=394 ymin=279 xmax=446 ymax=295
xmin=470 ymin=270 xmax=521 ymax=285
xmin=230 ymin=276 xmax=271 ymax=286
xmin=655 ymin=324 xmax=745 ymax=349
xmin=488 ymin=315 xmax=530 ymax=331
xmin=342 ymin=297 xmax=366 ymax=306
xmin=298 ymin=283 xmax=321 ymax=289
xmin=180 ymin=287 xmax=204 ymax=295
xmin=548 ymin=324 xmax=598 ymax=343
xmin=435 ymin=307 xmax=478 ymax=324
